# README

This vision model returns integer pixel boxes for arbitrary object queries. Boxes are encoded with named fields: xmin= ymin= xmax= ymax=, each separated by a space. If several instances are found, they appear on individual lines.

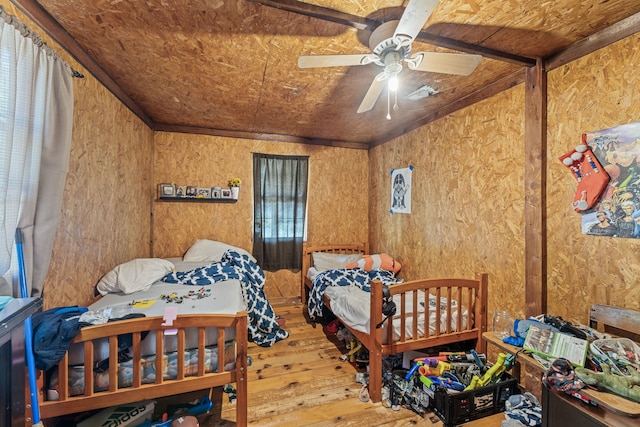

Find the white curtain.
xmin=0 ymin=6 xmax=74 ymax=297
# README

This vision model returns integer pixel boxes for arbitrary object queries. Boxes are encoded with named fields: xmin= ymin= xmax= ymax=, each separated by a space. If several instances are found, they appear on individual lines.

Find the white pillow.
xmin=183 ymin=239 xmax=257 ymax=263
xmin=312 ymin=252 xmax=363 ymax=272
xmin=96 ymin=258 xmax=175 ymax=295
xmin=183 ymin=239 xmax=230 ymax=263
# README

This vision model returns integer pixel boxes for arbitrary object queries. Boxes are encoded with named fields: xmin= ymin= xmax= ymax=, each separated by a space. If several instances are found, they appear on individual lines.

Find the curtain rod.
xmin=0 ymin=5 xmax=83 ymax=78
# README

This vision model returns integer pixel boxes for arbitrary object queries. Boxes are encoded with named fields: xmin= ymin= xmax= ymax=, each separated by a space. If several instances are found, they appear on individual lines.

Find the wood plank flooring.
xmin=180 ymin=302 xmax=508 ymax=427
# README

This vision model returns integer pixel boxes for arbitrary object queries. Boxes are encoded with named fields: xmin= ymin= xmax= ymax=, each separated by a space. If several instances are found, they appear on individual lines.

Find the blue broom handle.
xmin=15 ymin=229 xmax=41 ymax=424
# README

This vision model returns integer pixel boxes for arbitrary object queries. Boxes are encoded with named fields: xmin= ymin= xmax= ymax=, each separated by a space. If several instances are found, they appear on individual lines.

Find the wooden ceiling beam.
xmin=247 ymin=0 xmax=379 ymax=31
xmin=546 ymin=10 xmax=640 ymax=70
xmin=248 ymin=0 xmax=536 ymax=67
xmin=414 ymin=32 xmax=536 ymax=67
xmin=154 ymin=123 xmax=369 ymax=150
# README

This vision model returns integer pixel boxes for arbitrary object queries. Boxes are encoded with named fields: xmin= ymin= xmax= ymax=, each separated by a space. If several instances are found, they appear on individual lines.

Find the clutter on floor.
xmin=326 ymin=317 xmax=522 ymax=425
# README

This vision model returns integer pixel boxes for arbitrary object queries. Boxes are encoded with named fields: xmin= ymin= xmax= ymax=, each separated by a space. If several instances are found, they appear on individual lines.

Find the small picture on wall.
xmin=221 ymin=188 xmax=233 ymax=199
xmin=390 ymin=166 xmax=413 ymax=214
xmin=176 ymin=186 xmax=186 ymax=198
xmin=211 ymin=188 xmax=221 ymax=199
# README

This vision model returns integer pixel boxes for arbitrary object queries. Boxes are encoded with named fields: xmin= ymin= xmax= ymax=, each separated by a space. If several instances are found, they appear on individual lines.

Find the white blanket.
xmin=324 ymin=285 xmax=469 ymax=343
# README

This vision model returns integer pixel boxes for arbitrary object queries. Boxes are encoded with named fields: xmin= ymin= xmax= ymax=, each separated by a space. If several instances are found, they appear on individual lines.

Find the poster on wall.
xmin=582 ymin=121 xmax=640 ymax=238
xmin=390 ymin=166 xmax=412 ymax=214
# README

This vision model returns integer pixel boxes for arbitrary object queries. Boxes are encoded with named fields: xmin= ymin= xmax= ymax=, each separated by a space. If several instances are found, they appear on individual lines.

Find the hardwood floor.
xmin=178 ymin=302 xmax=508 ymax=427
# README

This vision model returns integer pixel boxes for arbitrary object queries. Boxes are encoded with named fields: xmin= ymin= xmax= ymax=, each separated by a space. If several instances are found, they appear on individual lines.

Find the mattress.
xmin=67 ymin=258 xmax=246 ymax=365
xmin=48 ymin=258 xmax=245 ymax=400
xmin=48 ymin=342 xmax=236 ymax=398
xmin=324 ymin=285 xmax=469 ymax=342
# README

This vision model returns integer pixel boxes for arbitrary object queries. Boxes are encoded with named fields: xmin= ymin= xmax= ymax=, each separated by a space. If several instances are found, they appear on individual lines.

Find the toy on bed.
xmin=301 ymin=242 xmax=488 ymax=403
xmin=346 ymin=253 xmax=401 ymax=274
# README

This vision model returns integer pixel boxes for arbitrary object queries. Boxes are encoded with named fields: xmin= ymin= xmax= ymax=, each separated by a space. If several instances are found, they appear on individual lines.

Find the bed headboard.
xmin=590 ymin=304 xmax=640 ymax=343
xmin=300 ymin=242 xmax=369 ymax=304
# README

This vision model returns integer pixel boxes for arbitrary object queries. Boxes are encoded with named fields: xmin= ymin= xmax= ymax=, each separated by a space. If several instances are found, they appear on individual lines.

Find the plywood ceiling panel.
xmin=17 ymin=0 xmax=640 ymax=146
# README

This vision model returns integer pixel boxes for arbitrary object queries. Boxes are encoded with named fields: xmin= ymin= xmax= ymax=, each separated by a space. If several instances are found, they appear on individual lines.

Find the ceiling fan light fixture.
xmin=388 ymin=74 xmax=399 ymax=92
xmin=296 ymin=0 xmax=482 ymax=117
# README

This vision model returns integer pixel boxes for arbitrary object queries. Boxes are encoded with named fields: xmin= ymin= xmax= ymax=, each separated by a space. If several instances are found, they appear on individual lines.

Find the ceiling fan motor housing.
xmin=369 ymin=20 xmax=411 ymax=66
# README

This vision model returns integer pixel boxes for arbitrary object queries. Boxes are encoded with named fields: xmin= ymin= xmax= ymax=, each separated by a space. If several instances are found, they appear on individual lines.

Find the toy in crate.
xmin=400 ymin=351 xmax=519 ymax=426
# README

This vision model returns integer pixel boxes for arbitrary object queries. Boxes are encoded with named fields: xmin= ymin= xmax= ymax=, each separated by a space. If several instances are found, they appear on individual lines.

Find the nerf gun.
xmin=405 ymin=357 xmax=439 ymax=381
xmin=464 ymin=352 xmax=515 ymax=391
xmin=419 ymin=373 xmax=465 ymax=392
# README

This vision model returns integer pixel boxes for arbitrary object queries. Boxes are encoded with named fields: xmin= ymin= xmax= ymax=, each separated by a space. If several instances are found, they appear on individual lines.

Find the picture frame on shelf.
xmin=185 ymin=186 xmax=197 ymax=197
xmin=196 ymin=188 xmax=211 ymax=199
xmin=159 ymin=183 xmax=176 ymax=198
xmin=221 ymin=188 xmax=233 ymax=199
xmin=176 ymin=186 xmax=186 ymax=197
xmin=211 ymin=188 xmax=221 ymax=199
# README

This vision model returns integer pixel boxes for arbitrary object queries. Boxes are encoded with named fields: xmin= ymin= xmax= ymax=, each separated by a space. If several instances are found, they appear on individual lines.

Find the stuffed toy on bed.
xmin=346 ymin=253 xmax=401 ymax=274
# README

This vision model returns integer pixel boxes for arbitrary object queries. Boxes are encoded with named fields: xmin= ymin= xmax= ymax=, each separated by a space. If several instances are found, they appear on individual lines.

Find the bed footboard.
xmin=37 ymin=312 xmax=248 ymax=425
xmin=342 ymin=274 xmax=488 ymax=403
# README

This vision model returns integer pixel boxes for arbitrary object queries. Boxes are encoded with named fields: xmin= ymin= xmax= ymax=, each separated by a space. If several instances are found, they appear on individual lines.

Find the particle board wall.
xmin=547 ymin=34 xmax=640 ymax=321
xmin=369 ymin=86 xmax=527 ymax=322
xmin=152 ymin=132 xmax=369 ymax=300
xmin=0 ymin=0 xmax=155 ymax=309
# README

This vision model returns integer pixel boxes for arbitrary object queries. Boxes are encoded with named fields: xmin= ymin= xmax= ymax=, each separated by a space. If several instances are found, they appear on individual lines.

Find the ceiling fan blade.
xmin=357 ymin=73 xmax=387 ymax=113
xmin=298 ymin=54 xmax=376 ymax=68
xmin=393 ymin=0 xmax=441 ymax=42
xmin=407 ymin=52 xmax=482 ymax=76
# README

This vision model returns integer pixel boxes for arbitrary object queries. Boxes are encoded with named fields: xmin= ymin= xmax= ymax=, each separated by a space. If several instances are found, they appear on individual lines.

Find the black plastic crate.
xmin=431 ymin=373 xmax=519 ymax=426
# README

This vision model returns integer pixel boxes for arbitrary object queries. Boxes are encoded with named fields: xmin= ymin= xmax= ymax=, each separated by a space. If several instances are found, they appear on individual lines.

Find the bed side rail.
xmin=38 ymin=312 xmax=248 ymax=419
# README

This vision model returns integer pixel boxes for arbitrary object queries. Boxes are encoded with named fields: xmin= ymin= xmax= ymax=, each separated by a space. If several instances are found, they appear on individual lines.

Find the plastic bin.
xmin=431 ymin=373 xmax=519 ymax=426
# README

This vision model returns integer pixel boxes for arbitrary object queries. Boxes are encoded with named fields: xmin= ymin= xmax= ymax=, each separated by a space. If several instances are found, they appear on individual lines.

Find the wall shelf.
xmin=157 ymin=197 xmax=237 ymax=203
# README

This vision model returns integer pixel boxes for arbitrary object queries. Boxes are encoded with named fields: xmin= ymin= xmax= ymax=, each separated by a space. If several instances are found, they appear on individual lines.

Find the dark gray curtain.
xmin=252 ymin=154 xmax=308 ymax=271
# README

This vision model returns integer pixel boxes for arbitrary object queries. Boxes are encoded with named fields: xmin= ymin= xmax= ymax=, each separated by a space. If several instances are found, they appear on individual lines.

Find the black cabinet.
xmin=0 ymin=298 xmax=43 ymax=427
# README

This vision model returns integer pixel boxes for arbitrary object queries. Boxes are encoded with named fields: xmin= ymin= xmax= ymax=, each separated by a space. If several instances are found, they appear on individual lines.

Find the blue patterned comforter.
xmin=162 ymin=250 xmax=288 ymax=347
xmin=308 ymin=268 xmax=401 ymax=320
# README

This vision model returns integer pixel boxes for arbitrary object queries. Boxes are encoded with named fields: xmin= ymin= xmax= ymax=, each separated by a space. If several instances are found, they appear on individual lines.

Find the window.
xmin=252 ymin=154 xmax=308 ymax=271
xmin=0 ymin=9 xmax=74 ymax=296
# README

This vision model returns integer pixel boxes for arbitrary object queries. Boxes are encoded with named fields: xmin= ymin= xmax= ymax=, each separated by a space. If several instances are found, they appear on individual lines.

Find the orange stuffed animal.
xmin=346 ymin=253 xmax=401 ymax=274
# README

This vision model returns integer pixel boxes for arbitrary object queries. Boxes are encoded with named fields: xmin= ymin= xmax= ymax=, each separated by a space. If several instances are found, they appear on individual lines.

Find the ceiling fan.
xmin=297 ymin=0 xmax=482 ymax=118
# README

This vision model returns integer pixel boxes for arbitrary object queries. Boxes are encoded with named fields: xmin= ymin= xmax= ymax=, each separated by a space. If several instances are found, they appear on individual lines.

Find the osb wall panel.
xmin=369 ymin=86 xmax=526 ymax=321
xmin=547 ymin=34 xmax=640 ymax=324
xmin=153 ymin=133 xmax=368 ymax=300
xmin=44 ymin=82 xmax=153 ymax=309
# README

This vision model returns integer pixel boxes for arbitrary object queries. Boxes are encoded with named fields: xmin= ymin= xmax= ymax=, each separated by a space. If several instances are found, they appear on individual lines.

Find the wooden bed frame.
xmin=301 ymin=243 xmax=488 ymax=403
xmin=35 ymin=312 xmax=248 ymax=425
